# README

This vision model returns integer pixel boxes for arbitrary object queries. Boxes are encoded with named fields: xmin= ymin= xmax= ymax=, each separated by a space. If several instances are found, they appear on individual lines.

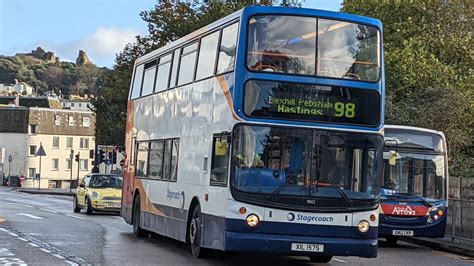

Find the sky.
xmin=0 ymin=0 xmax=343 ymax=68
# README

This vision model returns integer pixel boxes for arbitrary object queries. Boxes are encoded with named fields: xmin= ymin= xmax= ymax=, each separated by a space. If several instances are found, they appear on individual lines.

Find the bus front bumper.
xmin=224 ymin=231 xmax=378 ymax=258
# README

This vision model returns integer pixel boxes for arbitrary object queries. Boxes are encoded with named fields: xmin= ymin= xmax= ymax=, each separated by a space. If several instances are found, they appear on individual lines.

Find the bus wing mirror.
xmin=388 ymin=150 xmax=399 ymax=166
xmin=215 ymin=139 xmax=228 ymax=156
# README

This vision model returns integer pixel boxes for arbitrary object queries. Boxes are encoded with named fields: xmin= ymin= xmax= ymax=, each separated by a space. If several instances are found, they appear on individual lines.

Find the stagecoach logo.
xmin=287 ymin=212 xmax=334 ymax=223
xmin=167 ymin=189 xmax=185 ymax=213
xmin=287 ymin=213 xmax=296 ymax=221
xmin=392 ymin=205 xmax=416 ymax=216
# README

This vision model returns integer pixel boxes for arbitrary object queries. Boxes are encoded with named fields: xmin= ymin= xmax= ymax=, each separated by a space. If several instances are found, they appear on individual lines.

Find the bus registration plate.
xmin=392 ymin=230 xmax=414 ymax=236
xmin=291 ymin=243 xmax=324 ymax=252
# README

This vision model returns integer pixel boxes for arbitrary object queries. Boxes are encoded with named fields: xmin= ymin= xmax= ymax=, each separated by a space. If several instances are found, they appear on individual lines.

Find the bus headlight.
xmin=357 ymin=220 xmax=370 ymax=233
xmin=92 ymin=191 xmax=100 ymax=199
xmin=246 ymin=214 xmax=260 ymax=227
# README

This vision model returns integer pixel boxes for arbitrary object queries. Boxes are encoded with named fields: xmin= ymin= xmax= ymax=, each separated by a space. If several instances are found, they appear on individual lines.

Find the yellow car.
xmin=73 ymin=174 xmax=122 ymax=214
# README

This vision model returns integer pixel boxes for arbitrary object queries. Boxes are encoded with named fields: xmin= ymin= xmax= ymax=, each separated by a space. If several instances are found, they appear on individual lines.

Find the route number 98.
xmin=335 ymin=102 xmax=356 ymax=118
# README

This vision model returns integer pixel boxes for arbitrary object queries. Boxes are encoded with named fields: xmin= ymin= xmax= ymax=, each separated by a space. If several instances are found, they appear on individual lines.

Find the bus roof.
xmin=135 ymin=6 xmax=382 ymax=65
xmin=385 ymin=125 xmax=445 ymax=138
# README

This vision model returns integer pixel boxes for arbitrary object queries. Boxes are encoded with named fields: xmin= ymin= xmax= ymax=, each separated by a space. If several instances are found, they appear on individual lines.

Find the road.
xmin=0 ymin=187 xmax=473 ymax=265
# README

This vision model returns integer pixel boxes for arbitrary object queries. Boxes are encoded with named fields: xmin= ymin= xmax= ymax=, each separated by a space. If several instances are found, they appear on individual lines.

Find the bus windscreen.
xmin=244 ymin=80 xmax=380 ymax=126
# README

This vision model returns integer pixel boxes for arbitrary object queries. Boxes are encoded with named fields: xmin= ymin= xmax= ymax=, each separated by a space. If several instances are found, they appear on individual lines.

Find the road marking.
xmin=40 ymin=208 xmax=59 ymax=214
xmin=53 ymin=254 xmax=65 ymax=259
xmin=16 ymin=213 xmax=44 ymax=220
xmin=65 ymin=214 xmax=86 ymax=220
xmin=65 ymin=260 xmax=79 ymax=266
xmin=5 ymin=203 xmax=33 ymax=208
xmin=28 ymin=242 xmax=39 ymax=247
xmin=0 ymin=228 xmax=8 ymax=232
xmin=333 ymin=258 xmax=346 ymax=263
xmin=39 ymin=248 xmax=51 ymax=253
xmin=17 ymin=237 xmax=28 ymax=242
xmin=114 ymin=216 xmax=123 ymax=220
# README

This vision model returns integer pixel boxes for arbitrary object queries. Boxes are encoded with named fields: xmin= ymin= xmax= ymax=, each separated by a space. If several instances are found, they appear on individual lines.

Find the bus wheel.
xmin=189 ymin=205 xmax=207 ymax=258
xmin=386 ymin=236 xmax=399 ymax=246
xmin=133 ymin=195 xmax=148 ymax=237
xmin=73 ymin=196 xmax=81 ymax=213
xmin=309 ymin=255 xmax=332 ymax=263
xmin=85 ymin=197 xmax=93 ymax=215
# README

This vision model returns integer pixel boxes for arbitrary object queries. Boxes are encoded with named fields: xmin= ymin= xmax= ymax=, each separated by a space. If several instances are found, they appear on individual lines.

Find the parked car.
xmin=73 ymin=173 xmax=122 ymax=214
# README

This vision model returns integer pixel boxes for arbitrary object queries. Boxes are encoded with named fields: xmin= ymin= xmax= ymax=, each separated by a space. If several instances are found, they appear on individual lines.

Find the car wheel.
xmin=386 ymin=236 xmax=399 ymax=246
xmin=133 ymin=195 xmax=148 ymax=237
xmin=85 ymin=197 xmax=93 ymax=215
xmin=73 ymin=196 xmax=81 ymax=213
xmin=309 ymin=255 xmax=332 ymax=263
xmin=188 ymin=205 xmax=207 ymax=258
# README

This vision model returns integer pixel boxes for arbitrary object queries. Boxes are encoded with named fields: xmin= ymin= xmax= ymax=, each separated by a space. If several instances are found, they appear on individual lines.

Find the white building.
xmin=0 ymin=80 xmax=34 ymax=96
xmin=60 ymin=100 xmax=93 ymax=111
xmin=0 ymin=100 xmax=95 ymax=189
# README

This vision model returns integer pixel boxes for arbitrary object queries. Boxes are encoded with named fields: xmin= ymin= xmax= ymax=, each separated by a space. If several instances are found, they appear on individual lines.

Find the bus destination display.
xmin=244 ymin=80 xmax=380 ymax=127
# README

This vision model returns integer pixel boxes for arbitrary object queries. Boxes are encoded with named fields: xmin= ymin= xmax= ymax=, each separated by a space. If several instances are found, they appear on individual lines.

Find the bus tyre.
xmin=309 ymin=255 xmax=332 ymax=263
xmin=386 ymin=236 xmax=399 ymax=246
xmin=86 ymin=197 xmax=93 ymax=215
xmin=73 ymin=196 xmax=81 ymax=213
xmin=189 ymin=205 xmax=207 ymax=258
xmin=133 ymin=195 xmax=148 ymax=237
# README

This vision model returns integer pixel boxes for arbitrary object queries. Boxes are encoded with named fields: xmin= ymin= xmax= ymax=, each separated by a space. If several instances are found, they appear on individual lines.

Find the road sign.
xmin=105 ymin=159 xmax=111 ymax=165
xmin=35 ymin=145 xmax=46 ymax=157
xmin=8 ymin=155 xmax=12 ymax=162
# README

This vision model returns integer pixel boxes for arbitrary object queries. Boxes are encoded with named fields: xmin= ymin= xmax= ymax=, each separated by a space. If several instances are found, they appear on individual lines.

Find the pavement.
xmin=405 ymin=236 xmax=474 ymax=258
xmin=12 ymin=187 xmax=75 ymax=196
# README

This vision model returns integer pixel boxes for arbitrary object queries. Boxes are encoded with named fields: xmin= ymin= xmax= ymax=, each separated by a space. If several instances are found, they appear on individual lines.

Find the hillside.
xmin=0 ymin=47 xmax=108 ymax=96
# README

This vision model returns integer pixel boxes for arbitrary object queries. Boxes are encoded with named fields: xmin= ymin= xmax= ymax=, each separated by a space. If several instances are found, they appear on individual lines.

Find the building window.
xmin=68 ymin=116 xmax=75 ymax=126
xmin=80 ymin=138 xmax=89 ymax=149
xmin=66 ymin=159 xmax=72 ymax=170
xmin=30 ymin=125 xmax=37 ymax=134
xmin=52 ymin=158 xmax=59 ymax=171
xmin=79 ymin=103 xmax=82 ymax=107
xmin=52 ymin=137 xmax=59 ymax=149
xmin=28 ymin=168 xmax=36 ymax=178
xmin=82 ymin=117 xmax=90 ymax=127
xmin=79 ymin=159 xmax=88 ymax=171
xmin=66 ymin=137 xmax=73 ymax=148
xmin=29 ymin=145 xmax=37 ymax=156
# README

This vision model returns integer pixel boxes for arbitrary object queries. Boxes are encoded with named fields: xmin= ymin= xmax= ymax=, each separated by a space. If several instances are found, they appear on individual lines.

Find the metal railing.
xmin=446 ymin=199 xmax=474 ymax=241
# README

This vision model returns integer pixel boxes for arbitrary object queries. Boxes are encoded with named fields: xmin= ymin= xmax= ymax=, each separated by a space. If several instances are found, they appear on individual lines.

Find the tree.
xmin=93 ymin=1 xmax=302 ymax=147
xmin=342 ymin=0 xmax=473 ymax=177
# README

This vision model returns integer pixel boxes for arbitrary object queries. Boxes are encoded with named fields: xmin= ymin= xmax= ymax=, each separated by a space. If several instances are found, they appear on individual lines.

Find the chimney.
xmin=15 ymin=94 xmax=20 ymax=107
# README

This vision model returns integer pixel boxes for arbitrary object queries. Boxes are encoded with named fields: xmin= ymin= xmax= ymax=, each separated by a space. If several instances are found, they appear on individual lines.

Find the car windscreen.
xmin=89 ymin=176 xmax=123 ymax=188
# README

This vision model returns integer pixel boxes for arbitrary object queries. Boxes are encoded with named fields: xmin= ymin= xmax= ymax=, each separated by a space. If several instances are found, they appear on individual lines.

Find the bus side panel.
xmin=122 ymin=100 xmax=136 ymax=224
xmin=127 ymin=74 xmax=238 ymax=245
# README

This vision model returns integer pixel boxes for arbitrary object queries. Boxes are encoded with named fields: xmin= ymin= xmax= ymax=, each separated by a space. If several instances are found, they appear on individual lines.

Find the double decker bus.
xmin=380 ymin=125 xmax=448 ymax=245
xmin=121 ymin=6 xmax=385 ymax=262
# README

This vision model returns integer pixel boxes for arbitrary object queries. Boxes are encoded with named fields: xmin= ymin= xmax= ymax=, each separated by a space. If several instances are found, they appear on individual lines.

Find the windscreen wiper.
xmin=389 ymin=193 xmax=432 ymax=207
xmin=269 ymin=181 xmax=289 ymax=198
xmin=328 ymin=181 xmax=353 ymax=206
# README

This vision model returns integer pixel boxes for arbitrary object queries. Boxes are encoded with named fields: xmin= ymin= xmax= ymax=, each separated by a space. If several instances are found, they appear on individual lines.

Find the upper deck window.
xmin=142 ymin=61 xmax=157 ymax=96
xmin=178 ymin=42 xmax=198 ymax=86
xmin=130 ymin=64 xmax=144 ymax=99
xmin=196 ymin=31 xmax=220 ymax=80
xmin=217 ymin=22 xmax=239 ymax=74
xmin=155 ymin=54 xmax=172 ymax=92
xmin=247 ymin=15 xmax=380 ymax=82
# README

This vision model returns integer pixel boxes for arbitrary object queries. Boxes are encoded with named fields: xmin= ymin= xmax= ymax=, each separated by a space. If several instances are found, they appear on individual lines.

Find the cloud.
xmin=23 ymin=27 xmax=142 ymax=68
